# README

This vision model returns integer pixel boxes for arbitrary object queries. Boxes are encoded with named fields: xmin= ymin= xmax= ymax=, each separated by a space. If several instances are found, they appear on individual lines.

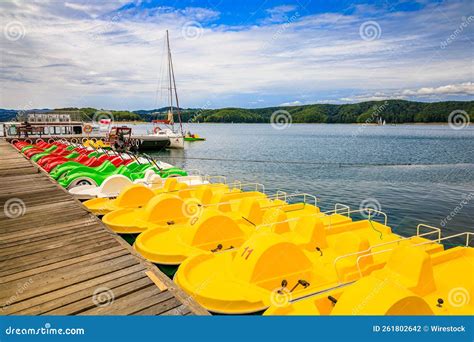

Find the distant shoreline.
xmin=0 ymin=121 xmax=458 ymax=125
xmin=106 ymin=122 xmax=454 ymax=125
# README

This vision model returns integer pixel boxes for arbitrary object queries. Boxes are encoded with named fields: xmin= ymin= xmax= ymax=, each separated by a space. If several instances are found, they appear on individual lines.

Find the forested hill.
xmin=183 ymin=100 xmax=474 ymax=124
xmin=0 ymin=100 xmax=472 ymax=123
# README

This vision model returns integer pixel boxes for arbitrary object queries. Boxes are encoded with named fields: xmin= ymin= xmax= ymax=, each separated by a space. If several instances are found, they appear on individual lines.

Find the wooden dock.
xmin=0 ymin=140 xmax=208 ymax=315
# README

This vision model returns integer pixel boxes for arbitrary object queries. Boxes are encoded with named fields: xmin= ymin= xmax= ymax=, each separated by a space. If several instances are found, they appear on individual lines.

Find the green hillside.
xmin=185 ymin=100 xmax=474 ymax=124
xmin=1 ymin=100 xmax=472 ymax=124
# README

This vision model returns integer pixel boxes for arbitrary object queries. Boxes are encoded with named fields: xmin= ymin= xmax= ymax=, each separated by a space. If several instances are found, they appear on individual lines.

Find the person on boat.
xmin=23 ymin=120 xmax=31 ymax=137
xmin=114 ymin=131 xmax=126 ymax=152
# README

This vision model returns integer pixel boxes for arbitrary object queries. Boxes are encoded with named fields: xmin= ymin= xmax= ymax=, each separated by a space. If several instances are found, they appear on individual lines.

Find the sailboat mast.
xmin=166 ymin=31 xmax=184 ymax=135
xmin=166 ymin=30 xmax=174 ymax=118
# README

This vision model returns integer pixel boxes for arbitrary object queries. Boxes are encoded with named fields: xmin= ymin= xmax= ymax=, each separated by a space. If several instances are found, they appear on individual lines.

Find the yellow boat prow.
xmin=84 ymin=183 xmax=157 ymax=215
xmin=265 ymin=241 xmax=473 ymax=316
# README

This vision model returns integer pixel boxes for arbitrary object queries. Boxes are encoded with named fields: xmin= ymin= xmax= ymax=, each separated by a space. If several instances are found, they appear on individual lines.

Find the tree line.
xmin=1 ymin=100 xmax=472 ymax=123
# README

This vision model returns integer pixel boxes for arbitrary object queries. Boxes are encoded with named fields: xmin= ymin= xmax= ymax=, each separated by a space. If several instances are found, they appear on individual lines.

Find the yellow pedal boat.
xmin=84 ymin=177 xmax=231 ymax=215
xmin=134 ymin=198 xmax=352 ymax=265
xmin=102 ymin=186 xmax=276 ymax=234
xmin=264 ymin=232 xmax=473 ymax=315
xmin=174 ymin=218 xmax=444 ymax=314
xmin=83 ymin=138 xmax=111 ymax=149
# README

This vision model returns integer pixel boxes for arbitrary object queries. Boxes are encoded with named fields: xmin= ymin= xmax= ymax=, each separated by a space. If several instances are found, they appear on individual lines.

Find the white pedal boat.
xmin=69 ymin=170 xmax=208 ymax=200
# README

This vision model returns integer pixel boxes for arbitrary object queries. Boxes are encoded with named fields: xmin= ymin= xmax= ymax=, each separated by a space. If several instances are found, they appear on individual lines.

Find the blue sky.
xmin=0 ymin=0 xmax=472 ymax=110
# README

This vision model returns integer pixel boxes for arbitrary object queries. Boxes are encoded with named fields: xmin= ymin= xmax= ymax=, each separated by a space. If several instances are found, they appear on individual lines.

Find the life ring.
xmin=83 ymin=124 xmax=93 ymax=134
xmin=48 ymin=138 xmax=55 ymax=144
xmin=25 ymin=138 xmax=33 ymax=144
xmin=71 ymin=138 xmax=78 ymax=144
xmin=135 ymin=139 xmax=141 ymax=147
xmin=82 ymin=137 xmax=88 ymax=144
xmin=35 ymin=138 xmax=44 ymax=144
xmin=11 ymin=139 xmax=19 ymax=145
xmin=91 ymin=138 xmax=97 ymax=143
xmin=153 ymin=127 xmax=161 ymax=134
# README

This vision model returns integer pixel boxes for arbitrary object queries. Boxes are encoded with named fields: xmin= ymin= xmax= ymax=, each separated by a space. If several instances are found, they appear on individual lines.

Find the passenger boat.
xmin=2 ymin=111 xmax=106 ymax=142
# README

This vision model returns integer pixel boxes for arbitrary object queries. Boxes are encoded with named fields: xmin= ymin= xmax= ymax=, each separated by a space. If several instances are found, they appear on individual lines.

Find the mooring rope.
xmin=151 ymin=155 xmax=474 ymax=168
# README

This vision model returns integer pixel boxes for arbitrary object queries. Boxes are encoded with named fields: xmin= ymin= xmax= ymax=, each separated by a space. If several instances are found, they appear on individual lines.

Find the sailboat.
xmin=150 ymin=30 xmax=184 ymax=149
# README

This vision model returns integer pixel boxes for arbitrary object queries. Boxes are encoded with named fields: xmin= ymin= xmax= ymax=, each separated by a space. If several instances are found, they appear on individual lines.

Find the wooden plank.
xmin=145 ymin=271 xmax=168 ymax=291
xmin=133 ymin=297 xmax=183 ymax=315
xmin=80 ymin=287 xmax=175 ymax=315
xmin=41 ymin=275 xmax=153 ymax=315
xmin=158 ymin=305 xmax=192 ymax=316
xmin=11 ymin=269 xmax=151 ymax=315
xmin=0 ymin=246 xmax=126 ymax=282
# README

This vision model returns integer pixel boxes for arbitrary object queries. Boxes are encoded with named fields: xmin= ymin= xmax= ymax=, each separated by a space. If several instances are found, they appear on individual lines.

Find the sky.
xmin=0 ymin=0 xmax=473 ymax=110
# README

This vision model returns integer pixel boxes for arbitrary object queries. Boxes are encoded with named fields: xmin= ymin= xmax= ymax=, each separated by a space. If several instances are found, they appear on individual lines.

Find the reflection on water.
xmin=139 ymin=123 xmax=473 ymax=239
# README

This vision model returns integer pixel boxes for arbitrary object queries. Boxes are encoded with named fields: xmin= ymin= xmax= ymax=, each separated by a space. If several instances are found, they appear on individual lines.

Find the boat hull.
xmin=168 ymin=136 xmax=184 ymax=149
xmin=132 ymin=136 xmax=170 ymax=151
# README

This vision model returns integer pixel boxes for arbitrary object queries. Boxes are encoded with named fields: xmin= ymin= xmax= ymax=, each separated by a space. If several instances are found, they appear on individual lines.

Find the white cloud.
xmin=340 ymin=82 xmax=474 ymax=102
xmin=0 ymin=0 xmax=472 ymax=109
xmin=401 ymin=82 xmax=474 ymax=96
xmin=279 ymin=100 xmax=302 ymax=106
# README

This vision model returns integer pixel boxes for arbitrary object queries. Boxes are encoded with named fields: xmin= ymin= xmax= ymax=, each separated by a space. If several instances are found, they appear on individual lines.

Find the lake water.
xmin=133 ymin=123 xmax=474 ymax=241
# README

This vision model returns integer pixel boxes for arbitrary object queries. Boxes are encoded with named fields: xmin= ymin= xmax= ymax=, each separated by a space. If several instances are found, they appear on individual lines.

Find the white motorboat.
xmin=150 ymin=111 xmax=184 ymax=149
